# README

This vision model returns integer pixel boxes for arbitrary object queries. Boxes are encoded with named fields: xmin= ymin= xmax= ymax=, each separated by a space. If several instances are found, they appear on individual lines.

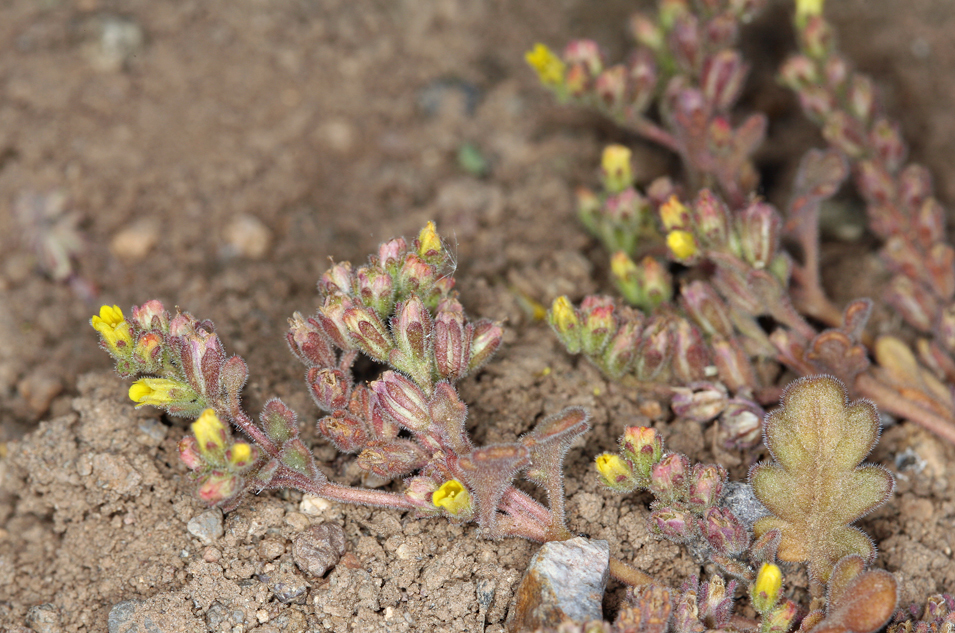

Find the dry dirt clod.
xmin=186 ymin=508 xmax=224 ymax=545
xmin=505 ymin=537 xmax=610 ymax=632
xmin=292 ymin=522 xmax=347 ymax=577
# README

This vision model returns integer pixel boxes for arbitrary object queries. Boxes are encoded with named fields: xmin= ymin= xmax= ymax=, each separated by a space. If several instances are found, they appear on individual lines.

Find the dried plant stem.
xmin=608 ymin=557 xmax=653 ymax=587
xmin=855 ymin=373 xmax=955 ymax=445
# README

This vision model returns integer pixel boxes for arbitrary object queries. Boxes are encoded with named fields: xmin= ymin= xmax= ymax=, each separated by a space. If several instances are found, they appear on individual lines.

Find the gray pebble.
xmin=186 ymin=508 xmax=224 ymax=545
xmin=291 ymin=522 xmax=346 ymax=577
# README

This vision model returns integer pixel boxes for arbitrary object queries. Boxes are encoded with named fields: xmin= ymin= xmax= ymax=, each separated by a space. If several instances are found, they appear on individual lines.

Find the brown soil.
xmin=1 ymin=1 xmax=953 ymax=632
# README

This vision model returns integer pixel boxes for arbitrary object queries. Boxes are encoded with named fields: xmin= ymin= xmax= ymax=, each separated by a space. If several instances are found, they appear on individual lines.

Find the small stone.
xmin=25 ymin=603 xmax=60 ymax=633
xmin=292 ymin=523 xmax=346 ymax=577
xmin=187 ymin=508 xmax=224 ymax=545
xmin=268 ymin=561 xmax=310 ymax=604
xmin=80 ymin=14 xmax=145 ymax=72
xmin=300 ymin=494 xmax=333 ymax=516
xmin=284 ymin=511 xmax=310 ymax=531
xmin=720 ymin=481 xmax=769 ymax=531
xmin=107 ymin=600 xmax=142 ymax=633
xmin=505 ymin=537 xmax=610 ymax=631
xmin=259 ymin=538 xmax=286 ymax=561
xmin=17 ymin=370 xmax=63 ymax=416
xmin=202 ymin=546 xmax=221 ymax=563
xmin=110 ymin=218 xmax=159 ymax=261
xmin=223 ymin=214 xmax=271 ymax=260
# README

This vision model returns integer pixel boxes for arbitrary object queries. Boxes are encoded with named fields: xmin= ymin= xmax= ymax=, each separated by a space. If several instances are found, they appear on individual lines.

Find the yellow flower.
xmin=91 ymin=305 xmax=133 ymax=356
xmin=129 ymin=377 xmax=189 ymax=408
xmin=795 ymin=0 xmax=824 ymax=21
xmin=525 ymin=43 xmax=566 ymax=88
xmin=417 ymin=221 xmax=442 ymax=257
xmin=751 ymin=562 xmax=783 ymax=613
xmin=549 ymin=296 xmax=579 ymax=334
xmin=595 ymin=453 xmax=636 ymax=491
xmin=228 ymin=442 xmax=254 ymax=468
xmin=601 ymin=145 xmax=633 ymax=193
xmin=192 ymin=408 xmax=227 ymax=456
xmin=667 ymin=230 xmax=698 ymax=260
xmin=610 ymin=251 xmax=639 ymax=282
xmin=660 ymin=195 xmax=689 ymax=231
xmin=432 ymin=480 xmax=472 ymax=517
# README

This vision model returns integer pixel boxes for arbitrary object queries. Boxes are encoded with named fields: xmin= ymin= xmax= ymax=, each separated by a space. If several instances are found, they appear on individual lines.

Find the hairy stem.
xmin=855 ymin=373 xmax=955 ymax=445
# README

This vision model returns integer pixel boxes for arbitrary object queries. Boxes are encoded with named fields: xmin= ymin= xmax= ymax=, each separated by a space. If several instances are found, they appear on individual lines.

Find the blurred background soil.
xmin=0 ymin=0 xmax=953 ymax=631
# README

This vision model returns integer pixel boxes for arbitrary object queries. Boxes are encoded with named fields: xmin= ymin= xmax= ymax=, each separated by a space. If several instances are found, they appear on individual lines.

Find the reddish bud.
xmin=670 ymin=15 xmax=701 ymax=72
xmin=649 ymin=453 xmax=690 ymax=502
xmin=628 ymin=48 xmax=657 ymax=113
xmin=197 ymin=471 xmax=241 ymax=506
xmin=579 ymin=295 xmax=618 ymax=356
xmin=279 ymin=438 xmax=322 ymax=481
xmin=563 ymin=39 xmax=603 ymax=77
xmin=178 ymin=436 xmax=202 ymax=471
xmin=649 ymin=507 xmax=694 ymax=541
xmin=596 ymin=65 xmax=628 ymax=113
xmin=630 ymin=14 xmax=664 ymax=51
xmin=434 ymin=301 xmax=472 ymax=381
xmin=602 ymin=314 xmax=643 ymax=379
xmin=671 ymin=382 xmax=728 ymax=422
xmin=700 ymin=507 xmax=749 ymax=555
xmin=320 ymin=262 xmax=354 ymax=296
xmin=687 ymin=463 xmax=726 ymax=510
xmin=680 ymin=280 xmax=733 ymax=339
xmin=847 ymin=75 xmax=875 ymax=124
xmin=798 ymin=85 xmax=835 ymax=122
xmin=916 ymin=197 xmax=947 ymax=246
xmin=702 ymin=50 xmax=747 ymax=112
xmin=711 ymin=336 xmax=757 ymax=394
xmin=717 ymin=398 xmax=765 ymax=449
xmin=131 ymin=300 xmax=169 ymax=332
xmin=636 ymin=315 xmax=673 ymax=381
xmin=870 ymin=118 xmax=906 ymax=173
xmin=318 ymin=410 xmax=370 ymax=453
xmin=824 ymin=55 xmax=849 ymax=90
xmin=307 ymin=367 xmax=350 ymax=412
xmin=378 ymin=237 xmax=408 ymax=273
xmin=856 ymin=160 xmax=896 ymax=207
xmin=779 ymin=55 xmax=818 ymax=92
xmin=692 ymin=189 xmax=731 ymax=247
xmin=736 ymin=202 xmax=781 ymax=269
xmin=317 ymin=294 xmax=355 ymax=350
xmin=468 ymin=319 xmax=503 ymax=372
xmin=703 ymin=13 xmax=738 ymax=50
xmin=898 ymin=165 xmax=934 ymax=213
xmin=885 ymin=275 xmax=936 ymax=332
xmin=428 ymin=381 xmax=471 ymax=455
xmin=357 ymin=439 xmax=428 ymax=479
xmin=372 ymin=370 xmax=431 ymax=431
xmin=403 ymin=476 xmax=441 ymax=515
xmin=343 ymin=305 xmax=394 ymax=362
xmin=220 ymin=355 xmax=249 ymax=402
xmin=357 ymin=265 xmax=395 ymax=317
xmin=800 ymin=15 xmax=834 ymax=60
xmin=390 ymin=296 xmax=434 ymax=386
xmin=671 ymin=319 xmax=711 ymax=384
xmin=398 ymin=253 xmax=437 ymax=295
xmin=287 ymin=312 xmax=336 ymax=368
xmin=823 ymin=111 xmax=867 ymax=158
xmin=621 ymin=425 xmax=663 ymax=480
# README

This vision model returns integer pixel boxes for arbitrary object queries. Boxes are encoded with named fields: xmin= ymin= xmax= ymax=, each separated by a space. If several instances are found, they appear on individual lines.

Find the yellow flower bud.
xmin=228 ymin=442 xmax=254 ymax=468
xmin=432 ymin=480 xmax=472 ymax=517
xmin=129 ymin=377 xmax=189 ymax=408
xmin=525 ymin=43 xmax=566 ymax=88
xmin=417 ymin=221 xmax=442 ymax=257
xmin=192 ymin=408 xmax=227 ymax=457
xmin=795 ymin=0 xmax=824 ymax=22
xmin=550 ymin=296 xmax=579 ymax=333
xmin=751 ymin=562 xmax=783 ymax=613
xmin=91 ymin=305 xmax=134 ymax=356
xmin=667 ymin=230 xmax=698 ymax=260
xmin=595 ymin=453 xmax=637 ymax=492
xmin=660 ymin=195 xmax=689 ymax=231
xmin=601 ymin=144 xmax=633 ymax=193
xmin=610 ymin=251 xmax=639 ymax=282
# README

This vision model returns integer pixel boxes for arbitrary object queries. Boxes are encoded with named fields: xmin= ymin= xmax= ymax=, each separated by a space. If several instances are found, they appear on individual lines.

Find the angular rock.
xmin=292 ymin=522 xmax=346 ymax=577
xmin=186 ymin=508 xmax=223 ymax=545
xmin=505 ymin=537 xmax=610 ymax=631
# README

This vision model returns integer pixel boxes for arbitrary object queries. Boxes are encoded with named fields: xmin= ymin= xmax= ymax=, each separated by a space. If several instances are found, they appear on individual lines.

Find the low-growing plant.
xmin=88 ymin=0 xmax=946 ymax=628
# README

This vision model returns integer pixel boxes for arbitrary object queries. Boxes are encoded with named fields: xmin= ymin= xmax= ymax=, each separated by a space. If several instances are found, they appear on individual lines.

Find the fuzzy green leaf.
xmin=750 ymin=376 xmax=894 ymax=584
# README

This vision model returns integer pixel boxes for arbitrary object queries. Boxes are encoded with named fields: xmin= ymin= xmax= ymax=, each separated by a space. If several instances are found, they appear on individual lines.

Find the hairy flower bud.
xmin=648 ymin=507 xmax=694 ymax=541
xmin=434 ymin=300 xmax=472 ymax=381
xmin=131 ymin=300 xmax=169 ymax=332
xmin=671 ymin=382 xmax=728 ymax=422
xmin=318 ymin=410 xmax=370 ymax=453
xmin=596 ymin=65 xmax=628 ymax=113
xmin=700 ymin=507 xmax=749 ymax=555
xmin=701 ymin=50 xmax=747 ymax=112
xmin=378 ymin=237 xmax=408 ymax=273
xmin=628 ymin=48 xmax=658 ymax=113
xmin=579 ymin=295 xmax=617 ymax=356
xmin=687 ymin=463 xmax=726 ymax=510
xmin=601 ymin=144 xmax=634 ymax=194
xmin=671 ymin=319 xmax=710 ymax=383
xmin=372 ymin=371 xmax=431 ymax=432
xmin=357 ymin=439 xmax=428 ymax=479
xmin=548 ymin=296 xmax=583 ymax=354
xmin=596 ymin=453 xmax=639 ymax=492
xmin=197 ymin=471 xmax=242 ymax=506
xmin=178 ymin=436 xmax=202 ymax=471
xmin=320 ymin=262 xmax=354 ymax=296
xmin=307 ymin=367 xmax=350 ymax=412
xmin=602 ymin=314 xmax=643 ymax=378
xmin=636 ymin=315 xmax=673 ymax=380
xmin=343 ymin=305 xmax=393 ymax=362
xmin=692 ymin=189 xmax=730 ymax=247
xmin=649 ymin=453 xmax=689 ymax=502
xmin=736 ymin=202 xmax=781 ymax=269
xmin=287 ymin=312 xmax=336 ymax=368
xmin=390 ymin=296 xmax=434 ymax=386
xmin=751 ymin=563 xmax=783 ymax=613
xmin=357 ymin=265 xmax=395 ymax=317
xmin=680 ymin=281 xmax=733 ymax=339
xmin=717 ymin=398 xmax=765 ymax=449
xmin=468 ymin=319 xmax=503 ymax=372
xmin=621 ymin=426 xmax=663 ymax=481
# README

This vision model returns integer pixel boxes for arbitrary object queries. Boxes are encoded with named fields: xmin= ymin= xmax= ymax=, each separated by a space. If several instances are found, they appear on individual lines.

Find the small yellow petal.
xmin=795 ymin=0 xmax=824 ymax=20
xmin=601 ymin=145 xmax=633 ymax=193
xmin=610 ymin=251 xmax=638 ymax=281
xmin=525 ymin=43 xmax=566 ymax=88
xmin=432 ymin=480 xmax=471 ymax=516
xmin=417 ymin=221 xmax=442 ymax=257
xmin=667 ymin=230 xmax=698 ymax=260
xmin=192 ymin=408 xmax=227 ymax=455
xmin=229 ymin=442 xmax=253 ymax=467
xmin=550 ymin=296 xmax=579 ymax=333
xmin=660 ymin=195 xmax=689 ymax=231
xmin=752 ymin=562 xmax=783 ymax=613
xmin=129 ymin=380 xmax=152 ymax=403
